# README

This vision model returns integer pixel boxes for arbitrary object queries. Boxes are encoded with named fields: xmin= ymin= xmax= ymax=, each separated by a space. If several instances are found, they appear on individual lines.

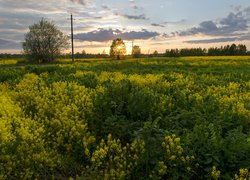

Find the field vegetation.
xmin=0 ymin=56 xmax=249 ymax=179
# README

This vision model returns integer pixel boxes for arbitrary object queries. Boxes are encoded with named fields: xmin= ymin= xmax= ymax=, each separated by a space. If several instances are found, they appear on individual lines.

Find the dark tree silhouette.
xmin=164 ymin=44 xmax=247 ymax=57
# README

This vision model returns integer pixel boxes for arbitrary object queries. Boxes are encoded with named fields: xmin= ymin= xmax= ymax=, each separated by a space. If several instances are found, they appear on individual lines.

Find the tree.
xmin=132 ymin=45 xmax=141 ymax=58
xmin=229 ymin=44 xmax=237 ymax=55
xmin=102 ymin=50 xmax=107 ymax=55
xmin=82 ymin=50 xmax=86 ymax=55
xmin=23 ymin=19 xmax=69 ymax=63
xmin=237 ymin=44 xmax=247 ymax=55
xmin=153 ymin=50 xmax=158 ymax=56
xmin=110 ymin=38 xmax=126 ymax=60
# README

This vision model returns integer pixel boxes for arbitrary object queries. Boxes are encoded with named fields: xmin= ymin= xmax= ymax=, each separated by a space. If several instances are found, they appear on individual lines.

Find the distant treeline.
xmin=1 ymin=44 xmax=250 ymax=59
xmin=164 ymin=44 xmax=249 ymax=57
xmin=0 ymin=53 xmax=24 ymax=59
xmin=63 ymin=52 xmax=109 ymax=59
xmin=0 ymin=53 xmax=110 ymax=59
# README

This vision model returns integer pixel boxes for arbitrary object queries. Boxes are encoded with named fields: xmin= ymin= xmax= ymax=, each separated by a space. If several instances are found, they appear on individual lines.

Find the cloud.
xmin=151 ymin=23 xmax=165 ymax=28
xmin=177 ymin=10 xmax=249 ymax=37
xmin=164 ymin=19 xmax=186 ymax=25
xmin=129 ymin=0 xmax=143 ymax=10
xmin=165 ymin=8 xmax=250 ymax=44
xmin=75 ymin=29 xmax=117 ymax=42
xmin=75 ymin=43 xmax=107 ymax=48
xmin=239 ymin=34 xmax=250 ymax=40
xmin=69 ymin=0 xmax=89 ymax=6
xmin=244 ymin=6 xmax=250 ymax=13
xmin=131 ymin=5 xmax=139 ymax=10
xmin=177 ymin=21 xmax=218 ymax=36
xmin=185 ymin=34 xmax=250 ymax=44
xmin=244 ymin=6 xmax=250 ymax=18
xmin=231 ymin=5 xmax=242 ymax=12
xmin=185 ymin=37 xmax=238 ymax=44
xmin=115 ymin=13 xmax=148 ymax=20
xmin=74 ymin=28 xmax=160 ymax=42
xmin=120 ymin=29 xmax=159 ymax=40
xmin=0 ymin=0 xmax=66 ymax=12
xmin=220 ymin=12 xmax=248 ymax=32
xmin=101 ymin=5 xmax=111 ymax=10
xmin=123 ymin=14 xmax=147 ymax=20
xmin=0 ymin=39 xmax=21 ymax=50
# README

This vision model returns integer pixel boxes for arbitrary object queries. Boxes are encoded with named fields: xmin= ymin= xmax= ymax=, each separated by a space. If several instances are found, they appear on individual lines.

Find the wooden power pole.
xmin=71 ymin=14 xmax=74 ymax=63
xmin=131 ymin=40 xmax=134 ymax=55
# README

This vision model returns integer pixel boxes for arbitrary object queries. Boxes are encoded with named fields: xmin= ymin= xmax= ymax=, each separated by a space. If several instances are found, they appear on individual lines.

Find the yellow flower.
xmin=211 ymin=166 xmax=220 ymax=180
xmin=170 ymin=155 xmax=176 ymax=160
xmin=174 ymin=137 xmax=180 ymax=143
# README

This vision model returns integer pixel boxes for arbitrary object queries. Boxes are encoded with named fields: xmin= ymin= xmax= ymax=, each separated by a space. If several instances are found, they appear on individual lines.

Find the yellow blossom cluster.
xmin=90 ymin=134 xmax=145 ymax=179
xmin=13 ymin=74 xmax=96 ymax=156
xmin=206 ymin=82 xmax=250 ymax=118
xmin=0 ymin=56 xmax=249 ymax=179
xmin=234 ymin=168 xmax=249 ymax=180
xmin=0 ymin=91 xmax=59 ymax=178
xmin=0 ymin=74 xmax=96 ymax=178
xmin=151 ymin=134 xmax=195 ymax=179
xmin=211 ymin=166 xmax=221 ymax=180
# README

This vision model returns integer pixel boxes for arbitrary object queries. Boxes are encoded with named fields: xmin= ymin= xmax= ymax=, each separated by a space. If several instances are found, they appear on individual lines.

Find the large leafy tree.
xmin=23 ymin=19 xmax=68 ymax=63
xmin=110 ymin=38 xmax=126 ymax=60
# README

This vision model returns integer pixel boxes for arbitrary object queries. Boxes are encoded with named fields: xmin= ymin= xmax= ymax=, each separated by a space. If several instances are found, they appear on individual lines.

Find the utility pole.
xmin=71 ymin=13 xmax=74 ymax=63
xmin=131 ymin=40 xmax=134 ymax=55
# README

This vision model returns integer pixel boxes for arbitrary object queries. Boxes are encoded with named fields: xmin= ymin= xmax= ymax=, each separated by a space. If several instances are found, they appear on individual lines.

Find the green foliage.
xmin=0 ymin=74 xmax=95 ymax=178
xmin=132 ymin=45 xmax=141 ymax=58
xmin=110 ymin=38 xmax=126 ymax=60
xmin=87 ymin=134 xmax=145 ymax=179
xmin=23 ymin=19 xmax=68 ymax=63
xmin=165 ymin=44 xmax=247 ymax=57
xmin=0 ymin=56 xmax=249 ymax=179
xmin=150 ymin=134 xmax=197 ymax=179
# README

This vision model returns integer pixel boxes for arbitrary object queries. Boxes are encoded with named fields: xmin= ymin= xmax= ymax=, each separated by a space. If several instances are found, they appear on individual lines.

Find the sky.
xmin=0 ymin=0 xmax=250 ymax=54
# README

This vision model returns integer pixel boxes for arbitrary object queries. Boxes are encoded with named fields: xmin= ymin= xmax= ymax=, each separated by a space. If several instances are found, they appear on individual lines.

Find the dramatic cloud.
xmin=74 ymin=28 xmax=160 ymax=42
xmin=177 ymin=10 xmax=249 ymax=37
xmin=178 ymin=21 xmax=217 ymax=36
xmin=120 ymin=29 xmax=159 ymax=40
xmin=220 ymin=12 xmax=248 ymax=32
xmin=75 ymin=29 xmax=118 ymax=42
xmin=0 ymin=0 xmax=250 ymax=52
